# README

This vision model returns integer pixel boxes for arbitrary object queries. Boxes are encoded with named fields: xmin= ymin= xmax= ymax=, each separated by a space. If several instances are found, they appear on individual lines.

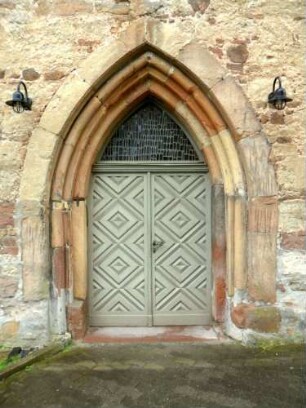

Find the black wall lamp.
xmin=268 ymin=76 xmax=292 ymax=110
xmin=5 ymin=81 xmax=32 ymax=113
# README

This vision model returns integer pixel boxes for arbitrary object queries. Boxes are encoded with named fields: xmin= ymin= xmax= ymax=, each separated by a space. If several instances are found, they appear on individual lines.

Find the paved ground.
xmin=0 ymin=342 xmax=305 ymax=408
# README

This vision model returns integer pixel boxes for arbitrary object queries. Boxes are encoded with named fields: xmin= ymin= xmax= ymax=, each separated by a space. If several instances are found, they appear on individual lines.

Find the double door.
xmin=89 ymin=171 xmax=211 ymax=326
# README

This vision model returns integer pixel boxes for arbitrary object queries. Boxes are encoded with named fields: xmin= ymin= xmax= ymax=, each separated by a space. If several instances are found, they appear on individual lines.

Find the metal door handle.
xmin=152 ymin=240 xmax=164 ymax=253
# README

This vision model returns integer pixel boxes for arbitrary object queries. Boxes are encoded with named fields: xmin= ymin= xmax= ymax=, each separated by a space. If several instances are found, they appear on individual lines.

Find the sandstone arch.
xmin=19 ymin=19 xmax=277 ymax=339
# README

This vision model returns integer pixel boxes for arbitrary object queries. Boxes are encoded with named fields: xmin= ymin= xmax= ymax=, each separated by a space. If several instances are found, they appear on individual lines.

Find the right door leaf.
xmin=152 ymin=173 xmax=211 ymax=325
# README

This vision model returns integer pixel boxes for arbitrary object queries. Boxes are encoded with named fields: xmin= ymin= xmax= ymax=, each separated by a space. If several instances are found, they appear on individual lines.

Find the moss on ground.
xmin=0 ymin=355 xmax=23 ymax=372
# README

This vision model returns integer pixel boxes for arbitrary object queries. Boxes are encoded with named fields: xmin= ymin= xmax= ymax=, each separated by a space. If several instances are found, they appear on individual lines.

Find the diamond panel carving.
xmin=91 ymin=174 xmax=147 ymax=316
xmin=152 ymin=174 xmax=210 ymax=316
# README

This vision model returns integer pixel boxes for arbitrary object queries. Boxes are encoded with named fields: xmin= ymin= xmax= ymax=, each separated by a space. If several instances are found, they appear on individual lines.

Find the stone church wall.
xmin=0 ymin=0 xmax=305 ymax=345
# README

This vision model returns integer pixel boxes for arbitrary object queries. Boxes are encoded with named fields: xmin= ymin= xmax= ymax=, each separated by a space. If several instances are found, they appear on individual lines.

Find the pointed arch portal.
xmin=90 ymin=102 xmax=212 ymax=326
xmin=20 ymin=20 xmax=278 ymax=339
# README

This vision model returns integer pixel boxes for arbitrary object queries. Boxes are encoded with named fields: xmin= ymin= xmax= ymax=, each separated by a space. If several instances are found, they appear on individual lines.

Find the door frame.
xmin=23 ymin=33 xmax=277 ymax=340
xmin=88 ymin=162 xmax=211 ymax=327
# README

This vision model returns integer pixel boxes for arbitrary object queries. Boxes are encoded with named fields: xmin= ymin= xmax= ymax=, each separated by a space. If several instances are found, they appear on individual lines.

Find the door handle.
xmin=152 ymin=240 xmax=164 ymax=253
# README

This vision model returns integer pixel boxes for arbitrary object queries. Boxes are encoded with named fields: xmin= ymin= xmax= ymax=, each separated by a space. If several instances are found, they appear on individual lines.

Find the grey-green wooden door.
xmin=89 ymin=172 xmax=211 ymax=326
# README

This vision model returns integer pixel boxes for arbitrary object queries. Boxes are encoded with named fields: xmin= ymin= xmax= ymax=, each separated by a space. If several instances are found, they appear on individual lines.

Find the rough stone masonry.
xmin=0 ymin=0 xmax=305 ymax=345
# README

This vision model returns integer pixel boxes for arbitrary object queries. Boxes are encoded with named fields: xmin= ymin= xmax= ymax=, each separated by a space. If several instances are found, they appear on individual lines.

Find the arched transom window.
xmin=100 ymin=103 xmax=201 ymax=162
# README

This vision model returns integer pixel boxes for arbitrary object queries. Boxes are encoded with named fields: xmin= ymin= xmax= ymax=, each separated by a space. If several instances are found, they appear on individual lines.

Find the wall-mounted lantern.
xmin=5 ymin=81 xmax=32 ymax=113
xmin=268 ymin=76 xmax=292 ymax=110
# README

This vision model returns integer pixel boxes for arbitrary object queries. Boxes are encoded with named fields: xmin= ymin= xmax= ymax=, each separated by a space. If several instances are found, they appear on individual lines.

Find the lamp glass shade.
xmin=5 ymin=82 xmax=32 ymax=113
xmin=268 ymin=78 xmax=292 ymax=110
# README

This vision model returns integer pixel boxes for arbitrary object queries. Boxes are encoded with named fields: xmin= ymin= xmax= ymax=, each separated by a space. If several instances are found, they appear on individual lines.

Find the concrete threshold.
xmin=83 ymin=325 xmax=231 ymax=344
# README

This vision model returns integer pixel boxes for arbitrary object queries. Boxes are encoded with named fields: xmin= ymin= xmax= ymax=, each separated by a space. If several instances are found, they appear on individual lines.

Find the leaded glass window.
xmin=100 ymin=103 xmax=200 ymax=161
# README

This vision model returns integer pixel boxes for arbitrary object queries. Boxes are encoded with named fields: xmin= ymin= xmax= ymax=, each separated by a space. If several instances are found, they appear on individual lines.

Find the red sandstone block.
xmin=232 ymin=304 xmax=281 ymax=333
xmin=0 ymin=246 xmax=18 ymax=256
xmin=0 ymin=204 xmax=15 ymax=228
xmin=52 ymin=247 xmax=66 ymax=289
xmin=2 ymin=236 xmax=17 ymax=247
xmin=280 ymin=231 xmax=306 ymax=250
xmin=67 ymin=301 xmax=88 ymax=340
xmin=231 ymin=304 xmax=254 ymax=329
xmin=215 ymin=277 xmax=226 ymax=322
xmin=0 ymin=235 xmax=18 ymax=255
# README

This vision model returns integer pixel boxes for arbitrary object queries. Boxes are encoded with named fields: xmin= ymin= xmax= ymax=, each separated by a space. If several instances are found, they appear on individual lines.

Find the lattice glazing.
xmin=101 ymin=104 xmax=199 ymax=161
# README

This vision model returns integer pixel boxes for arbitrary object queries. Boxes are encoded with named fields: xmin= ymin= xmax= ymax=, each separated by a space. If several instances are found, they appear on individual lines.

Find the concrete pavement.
xmin=0 ymin=342 xmax=305 ymax=408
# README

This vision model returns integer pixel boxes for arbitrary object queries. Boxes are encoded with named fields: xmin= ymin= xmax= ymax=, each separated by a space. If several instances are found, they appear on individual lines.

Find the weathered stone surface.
xmin=227 ymin=44 xmax=249 ymax=64
xmin=52 ymin=247 xmax=66 ymax=290
xmin=231 ymin=303 xmax=254 ymax=329
xmin=270 ymin=142 xmax=297 ymax=162
xmin=51 ymin=1 xmax=92 ymax=16
xmin=22 ymin=216 xmax=49 ymax=301
xmin=19 ymin=127 xmax=60 ymax=202
xmin=211 ymin=76 xmax=261 ymax=139
xmin=77 ymin=41 xmax=128 ymax=90
xmin=22 ymin=68 xmax=40 ymax=81
xmin=276 ymin=156 xmax=305 ymax=198
xmin=109 ymin=4 xmax=130 ymax=14
xmin=71 ymin=201 xmax=87 ymax=300
xmin=280 ymin=231 xmax=306 ymax=250
xmin=0 ymin=235 xmax=18 ymax=255
xmin=0 ymin=321 xmax=20 ymax=341
xmin=279 ymin=308 xmax=305 ymax=338
xmin=178 ymin=41 xmax=226 ymax=90
xmin=233 ymin=196 xmax=247 ymax=290
xmin=279 ymin=200 xmax=305 ymax=233
xmin=278 ymin=250 xmax=306 ymax=278
xmin=18 ymin=302 xmax=49 ymax=342
xmin=51 ymin=206 xmax=65 ymax=248
xmin=0 ymin=203 xmax=14 ymax=226
xmin=289 ymin=278 xmax=306 ymax=292
xmin=188 ymin=0 xmax=210 ymax=14
xmin=0 ymin=0 xmax=15 ymax=10
xmin=0 ymin=141 xmax=25 ymax=170
xmin=130 ymin=0 xmax=165 ymax=17
xmin=211 ymin=184 xmax=226 ymax=322
xmin=0 ymin=69 xmax=5 ymax=78
xmin=0 ymin=276 xmax=18 ymax=298
xmin=67 ymin=300 xmax=87 ymax=340
xmin=43 ymin=70 xmax=66 ymax=81
xmin=9 ymin=72 xmax=20 ymax=79
xmin=39 ymin=77 xmax=93 ymax=136
xmin=270 ymin=111 xmax=285 ymax=125
xmin=0 ymin=113 xmax=36 ymax=143
xmin=248 ymin=196 xmax=278 ymax=233
xmin=226 ymin=62 xmax=244 ymax=73
xmin=0 ymin=171 xmax=20 ymax=202
xmin=248 ymin=232 xmax=277 ymax=303
xmin=238 ymin=134 xmax=278 ymax=197
xmin=245 ymin=307 xmax=281 ymax=333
